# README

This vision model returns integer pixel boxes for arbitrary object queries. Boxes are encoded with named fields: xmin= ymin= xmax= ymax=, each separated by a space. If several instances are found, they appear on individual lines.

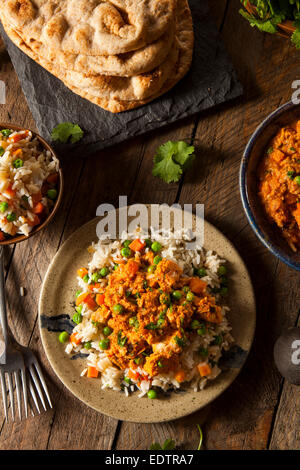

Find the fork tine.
xmin=33 ymin=361 xmax=52 ymax=409
xmin=7 ymin=372 xmax=15 ymax=422
xmin=29 ymin=364 xmax=46 ymax=411
xmin=21 ymin=367 xmax=28 ymax=419
xmin=28 ymin=374 xmax=41 ymax=414
xmin=14 ymin=371 xmax=22 ymax=420
xmin=0 ymin=370 xmax=8 ymax=422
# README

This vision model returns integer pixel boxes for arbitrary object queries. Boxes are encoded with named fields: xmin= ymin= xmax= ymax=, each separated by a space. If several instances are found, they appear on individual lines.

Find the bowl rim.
xmin=239 ymin=100 xmax=300 ymax=272
xmin=0 ymin=122 xmax=63 ymax=245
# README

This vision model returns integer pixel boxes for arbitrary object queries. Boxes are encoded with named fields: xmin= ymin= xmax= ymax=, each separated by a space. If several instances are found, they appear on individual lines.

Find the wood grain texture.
xmin=0 ymin=0 xmax=299 ymax=450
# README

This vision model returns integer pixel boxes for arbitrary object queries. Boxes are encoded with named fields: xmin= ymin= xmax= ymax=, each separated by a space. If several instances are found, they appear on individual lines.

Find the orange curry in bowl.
xmin=258 ymin=120 xmax=300 ymax=252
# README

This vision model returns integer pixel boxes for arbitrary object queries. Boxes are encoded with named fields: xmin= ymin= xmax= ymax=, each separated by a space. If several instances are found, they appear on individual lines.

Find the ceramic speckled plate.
xmin=39 ymin=209 xmax=256 ymax=423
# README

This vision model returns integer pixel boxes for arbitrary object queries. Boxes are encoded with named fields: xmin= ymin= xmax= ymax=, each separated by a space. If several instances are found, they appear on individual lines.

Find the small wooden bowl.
xmin=0 ymin=123 xmax=63 ymax=245
xmin=245 ymin=2 xmax=296 ymax=39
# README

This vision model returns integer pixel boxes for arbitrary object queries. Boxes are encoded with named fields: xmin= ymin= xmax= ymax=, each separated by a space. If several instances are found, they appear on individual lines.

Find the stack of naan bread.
xmin=0 ymin=0 xmax=194 ymax=113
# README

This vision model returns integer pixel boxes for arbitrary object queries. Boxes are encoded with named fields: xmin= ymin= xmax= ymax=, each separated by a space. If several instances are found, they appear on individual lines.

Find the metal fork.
xmin=0 ymin=247 xmax=28 ymax=421
xmin=0 ymin=247 xmax=52 ymax=420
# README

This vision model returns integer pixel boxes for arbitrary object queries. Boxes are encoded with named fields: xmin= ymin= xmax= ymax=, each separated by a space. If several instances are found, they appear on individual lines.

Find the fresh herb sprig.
xmin=239 ymin=1 xmax=300 ymax=48
xmin=150 ymin=425 xmax=203 ymax=450
xmin=152 ymin=141 xmax=195 ymax=184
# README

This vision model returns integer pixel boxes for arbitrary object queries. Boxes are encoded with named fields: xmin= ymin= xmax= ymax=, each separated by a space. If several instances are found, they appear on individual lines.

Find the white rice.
xmin=68 ymin=228 xmax=234 ymax=397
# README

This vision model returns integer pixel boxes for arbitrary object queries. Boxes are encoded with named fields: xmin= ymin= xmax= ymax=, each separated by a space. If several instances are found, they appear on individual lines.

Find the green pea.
xmin=153 ymin=255 xmax=162 ymax=265
xmin=113 ymin=264 xmax=119 ymax=270
xmin=217 ymin=265 xmax=227 ymax=276
xmin=113 ymin=304 xmax=124 ymax=314
xmin=13 ymin=158 xmax=23 ymax=168
xmin=6 ymin=212 xmax=16 ymax=222
xmin=0 ymin=147 xmax=5 ymax=157
xmin=0 ymin=201 xmax=8 ymax=213
xmin=75 ymin=305 xmax=83 ymax=314
xmin=103 ymin=326 xmax=112 ymax=336
xmin=295 ymin=175 xmax=300 ymax=186
xmin=121 ymin=247 xmax=132 ymax=258
xmin=197 ymin=327 xmax=206 ymax=336
xmin=84 ymin=341 xmax=92 ymax=350
xmin=99 ymin=339 xmax=110 ymax=350
xmin=100 ymin=267 xmax=109 ymax=277
xmin=198 ymin=347 xmax=208 ymax=357
xmin=129 ymin=316 xmax=138 ymax=327
xmin=124 ymin=377 xmax=131 ymax=384
xmin=72 ymin=312 xmax=82 ymax=324
xmin=58 ymin=331 xmax=69 ymax=343
xmin=83 ymin=274 xmax=89 ymax=283
xmin=123 ymin=240 xmax=131 ymax=248
xmin=219 ymin=276 xmax=228 ymax=286
xmin=91 ymin=272 xmax=100 ymax=283
xmin=1 ymin=129 xmax=12 ymax=137
xmin=75 ymin=290 xmax=81 ymax=298
xmin=151 ymin=241 xmax=162 ymax=252
xmin=220 ymin=286 xmax=228 ymax=296
xmin=213 ymin=335 xmax=223 ymax=345
xmin=172 ymin=290 xmax=182 ymax=300
xmin=148 ymin=265 xmax=156 ymax=274
xmin=191 ymin=319 xmax=201 ymax=330
xmin=197 ymin=267 xmax=207 ymax=277
xmin=147 ymin=389 xmax=157 ymax=399
xmin=47 ymin=188 xmax=57 ymax=200
xmin=157 ymin=361 xmax=163 ymax=368
xmin=186 ymin=291 xmax=194 ymax=302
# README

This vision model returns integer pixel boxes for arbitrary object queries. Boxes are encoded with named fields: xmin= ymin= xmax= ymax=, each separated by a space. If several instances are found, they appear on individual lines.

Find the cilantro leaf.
xmin=149 ymin=442 xmax=163 ymax=450
xmin=152 ymin=141 xmax=195 ymax=184
xmin=51 ymin=122 xmax=84 ymax=144
xmin=292 ymin=20 xmax=300 ymax=48
xmin=162 ymin=439 xmax=176 ymax=450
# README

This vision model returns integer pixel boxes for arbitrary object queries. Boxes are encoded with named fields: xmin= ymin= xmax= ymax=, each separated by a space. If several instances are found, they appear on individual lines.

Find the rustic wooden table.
xmin=0 ymin=0 xmax=299 ymax=450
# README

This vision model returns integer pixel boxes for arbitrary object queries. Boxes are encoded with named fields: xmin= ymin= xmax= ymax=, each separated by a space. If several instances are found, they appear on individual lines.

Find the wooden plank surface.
xmin=0 ymin=0 xmax=299 ymax=450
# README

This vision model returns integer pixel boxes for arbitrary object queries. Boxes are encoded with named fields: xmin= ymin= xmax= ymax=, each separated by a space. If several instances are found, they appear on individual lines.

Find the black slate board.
xmin=0 ymin=0 xmax=243 ymax=157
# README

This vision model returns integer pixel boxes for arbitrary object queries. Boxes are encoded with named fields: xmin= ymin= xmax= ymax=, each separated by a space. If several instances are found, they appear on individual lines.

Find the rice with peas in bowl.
xmin=61 ymin=229 xmax=234 ymax=399
xmin=0 ymin=127 xmax=59 ymax=240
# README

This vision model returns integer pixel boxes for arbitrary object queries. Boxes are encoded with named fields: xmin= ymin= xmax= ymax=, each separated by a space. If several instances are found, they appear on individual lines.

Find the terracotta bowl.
xmin=240 ymin=101 xmax=300 ymax=271
xmin=0 ymin=123 xmax=63 ymax=245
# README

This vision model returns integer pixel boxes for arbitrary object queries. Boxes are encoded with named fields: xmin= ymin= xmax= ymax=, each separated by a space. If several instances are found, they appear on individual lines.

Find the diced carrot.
xmin=12 ymin=148 xmax=22 ymax=157
xmin=129 ymin=238 xmax=146 ymax=252
xmin=87 ymin=366 xmax=99 ymax=378
xmin=26 ymin=215 xmax=40 ymax=227
xmin=77 ymin=267 xmax=88 ymax=278
xmin=70 ymin=333 xmax=81 ymax=345
xmin=127 ymin=370 xmax=140 ymax=381
xmin=8 ymin=130 xmax=29 ymax=143
xmin=189 ymin=277 xmax=207 ymax=295
xmin=96 ymin=293 xmax=105 ymax=305
xmin=76 ymin=292 xmax=97 ymax=310
xmin=88 ymin=283 xmax=101 ymax=291
xmin=33 ymin=202 xmax=44 ymax=214
xmin=197 ymin=363 xmax=212 ymax=377
xmin=31 ymin=190 xmax=42 ymax=204
xmin=84 ymin=294 xmax=97 ymax=310
xmin=3 ymin=185 xmax=16 ymax=198
xmin=126 ymin=259 xmax=139 ymax=276
xmin=46 ymin=173 xmax=59 ymax=185
xmin=174 ymin=370 xmax=186 ymax=383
